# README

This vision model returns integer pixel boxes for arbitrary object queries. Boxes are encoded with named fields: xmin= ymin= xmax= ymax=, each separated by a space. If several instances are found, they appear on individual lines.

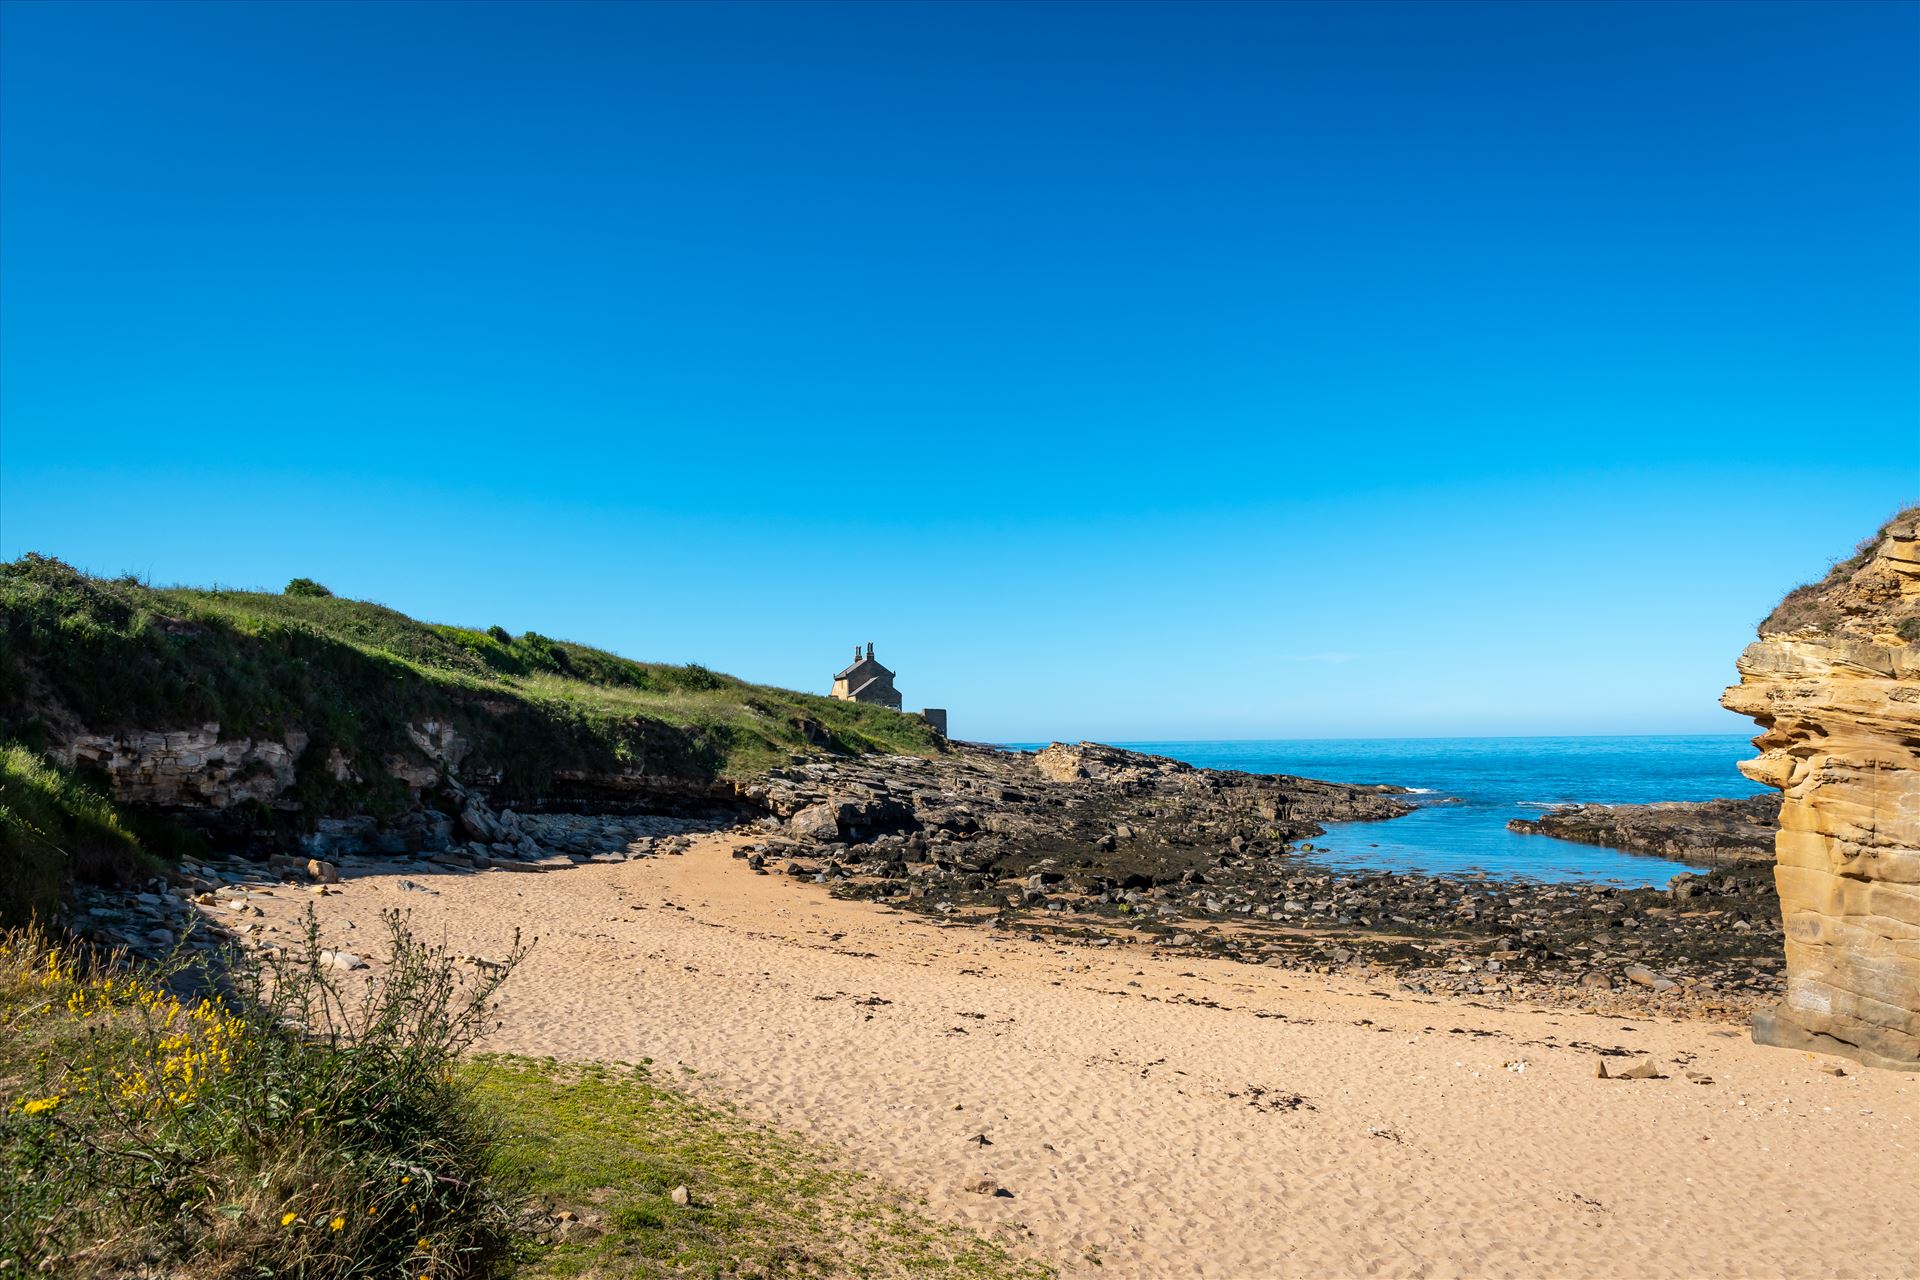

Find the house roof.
xmin=848 ymin=676 xmax=894 ymax=699
xmin=835 ymin=656 xmax=894 ymax=682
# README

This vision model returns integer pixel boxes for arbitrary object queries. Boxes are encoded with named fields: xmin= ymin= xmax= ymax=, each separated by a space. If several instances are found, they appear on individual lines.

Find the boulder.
xmin=458 ymin=801 xmax=508 ymax=845
xmin=789 ymin=803 xmax=841 ymax=841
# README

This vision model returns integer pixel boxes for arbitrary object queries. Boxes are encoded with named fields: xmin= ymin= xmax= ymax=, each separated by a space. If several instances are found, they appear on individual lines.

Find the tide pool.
xmin=1091 ymin=735 xmax=1768 ymax=887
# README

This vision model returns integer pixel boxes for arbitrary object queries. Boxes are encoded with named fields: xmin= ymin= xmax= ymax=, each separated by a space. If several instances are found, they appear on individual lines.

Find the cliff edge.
xmin=1721 ymin=508 xmax=1920 ymax=1070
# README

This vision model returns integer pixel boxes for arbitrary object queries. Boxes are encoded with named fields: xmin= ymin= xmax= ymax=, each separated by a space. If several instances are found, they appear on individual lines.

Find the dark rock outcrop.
xmin=731 ymin=740 xmax=1784 ymax=1018
xmin=1507 ymin=796 xmax=1778 ymax=864
xmin=742 ymin=740 xmax=1414 ymax=885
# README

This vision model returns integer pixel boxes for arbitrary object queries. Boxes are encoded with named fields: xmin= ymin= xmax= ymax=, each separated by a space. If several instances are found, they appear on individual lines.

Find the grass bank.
xmin=0 ymin=742 xmax=151 ymax=925
xmin=0 ymin=554 xmax=943 ymax=811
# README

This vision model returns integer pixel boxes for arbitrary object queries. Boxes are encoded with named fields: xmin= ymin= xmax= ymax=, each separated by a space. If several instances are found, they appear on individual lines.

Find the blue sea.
xmin=1077 ymin=735 xmax=1766 ymax=888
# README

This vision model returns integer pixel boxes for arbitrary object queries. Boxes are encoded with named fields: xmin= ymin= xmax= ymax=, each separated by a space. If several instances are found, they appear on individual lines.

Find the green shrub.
xmin=512 ymin=631 xmax=572 ymax=675
xmin=0 ymin=912 xmax=531 ymax=1277
xmin=486 ymin=625 xmax=512 ymax=646
xmin=284 ymin=578 xmax=334 ymax=598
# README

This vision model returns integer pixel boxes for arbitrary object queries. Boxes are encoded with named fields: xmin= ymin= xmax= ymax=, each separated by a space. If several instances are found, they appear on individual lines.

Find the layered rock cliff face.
xmin=1721 ymin=508 xmax=1920 ymax=1071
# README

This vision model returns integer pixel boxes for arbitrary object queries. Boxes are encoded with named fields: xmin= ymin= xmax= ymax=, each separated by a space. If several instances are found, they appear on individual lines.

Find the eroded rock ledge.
xmin=742 ymin=739 xmax=1415 ymax=881
xmin=1722 ymin=508 xmax=1920 ymax=1071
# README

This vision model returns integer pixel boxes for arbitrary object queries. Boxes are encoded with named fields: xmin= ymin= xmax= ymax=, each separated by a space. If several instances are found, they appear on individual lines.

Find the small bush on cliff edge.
xmin=1759 ymin=505 xmax=1920 ymax=637
xmin=284 ymin=577 xmax=334 ymax=598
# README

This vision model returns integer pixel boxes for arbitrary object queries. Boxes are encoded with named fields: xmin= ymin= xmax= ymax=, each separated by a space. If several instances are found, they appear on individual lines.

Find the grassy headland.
xmin=1758 ymin=505 xmax=1920 ymax=638
xmin=0 ymin=552 xmax=940 ymax=804
xmin=0 ymin=552 xmax=944 ymax=923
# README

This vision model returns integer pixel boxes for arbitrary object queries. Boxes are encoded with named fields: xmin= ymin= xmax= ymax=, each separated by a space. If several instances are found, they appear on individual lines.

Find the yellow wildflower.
xmin=21 ymin=1096 xmax=60 ymax=1115
xmin=281 ymin=1212 xmax=299 ymax=1227
xmin=330 ymin=1216 xmax=345 ymax=1232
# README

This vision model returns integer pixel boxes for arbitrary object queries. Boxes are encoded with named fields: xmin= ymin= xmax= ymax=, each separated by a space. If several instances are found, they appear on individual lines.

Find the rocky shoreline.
xmin=734 ymin=744 xmax=1783 ymax=1021
xmin=1506 ymin=795 xmax=1777 ymax=864
xmin=61 ymin=739 xmax=1788 ymax=1025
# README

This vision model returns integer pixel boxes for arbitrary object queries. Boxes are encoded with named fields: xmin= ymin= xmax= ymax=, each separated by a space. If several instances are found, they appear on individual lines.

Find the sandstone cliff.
xmin=1721 ymin=508 xmax=1920 ymax=1070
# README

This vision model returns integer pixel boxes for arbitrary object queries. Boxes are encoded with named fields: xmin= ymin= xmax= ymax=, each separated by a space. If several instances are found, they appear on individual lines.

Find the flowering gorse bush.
xmin=3 ymin=940 xmax=249 ymax=1117
xmin=0 ymin=912 xmax=531 ymax=1278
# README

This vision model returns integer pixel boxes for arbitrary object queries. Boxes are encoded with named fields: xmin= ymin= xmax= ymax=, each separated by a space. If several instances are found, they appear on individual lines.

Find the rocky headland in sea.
xmin=1506 ymin=795 xmax=1777 ymax=864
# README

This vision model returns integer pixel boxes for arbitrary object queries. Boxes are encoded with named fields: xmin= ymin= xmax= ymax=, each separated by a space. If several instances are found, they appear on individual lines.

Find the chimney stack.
xmin=866 ymin=642 xmax=874 ymax=661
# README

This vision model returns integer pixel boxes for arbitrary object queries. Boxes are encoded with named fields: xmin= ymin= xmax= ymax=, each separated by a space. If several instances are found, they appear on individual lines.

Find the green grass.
xmin=470 ymin=1056 xmax=1051 ymax=1280
xmin=0 ymin=742 xmax=150 ymax=926
xmin=0 ymin=554 xmax=944 ymax=818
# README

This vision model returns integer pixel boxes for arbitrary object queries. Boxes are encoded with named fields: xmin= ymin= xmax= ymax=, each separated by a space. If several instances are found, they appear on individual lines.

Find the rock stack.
xmin=1722 ymin=508 xmax=1920 ymax=1071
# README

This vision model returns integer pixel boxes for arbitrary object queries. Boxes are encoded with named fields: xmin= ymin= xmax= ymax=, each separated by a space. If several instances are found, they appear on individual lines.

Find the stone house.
xmin=830 ymin=643 xmax=947 ymax=736
xmin=831 ymin=643 xmax=901 ymax=709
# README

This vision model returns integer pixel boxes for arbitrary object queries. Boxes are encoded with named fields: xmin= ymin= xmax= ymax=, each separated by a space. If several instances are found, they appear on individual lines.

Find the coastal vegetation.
xmin=0 ymin=553 xmax=943 ymax=800
xmin=0 ymin=742 xmax=150 ymax=926
xmin=475 ymin=1057 xmax=1050 ymax=1279
xmin=1 ymin=914 xmax=525 ymax=1277
xmin=1759 ymin=504 xmax=1919 ymax=637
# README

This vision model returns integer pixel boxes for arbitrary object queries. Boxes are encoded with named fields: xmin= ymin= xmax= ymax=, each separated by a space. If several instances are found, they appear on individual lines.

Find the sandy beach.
xmin=231 ymin=837 xmax=1919 ymax=1280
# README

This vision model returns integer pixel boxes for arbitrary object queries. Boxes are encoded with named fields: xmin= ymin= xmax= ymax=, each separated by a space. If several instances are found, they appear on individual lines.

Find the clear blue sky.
xmin=2 ymin=1 xmax=1914 ymax=742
